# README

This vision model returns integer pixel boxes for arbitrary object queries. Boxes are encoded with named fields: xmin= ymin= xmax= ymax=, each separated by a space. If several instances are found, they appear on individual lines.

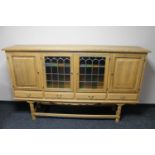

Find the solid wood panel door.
xmin=109 ymin=54 xmax=145 ymax=93
xmin=75 ymin=53 xmax=110 ymax=92
xmin=8 ymin=52 xmax=42 ymax=90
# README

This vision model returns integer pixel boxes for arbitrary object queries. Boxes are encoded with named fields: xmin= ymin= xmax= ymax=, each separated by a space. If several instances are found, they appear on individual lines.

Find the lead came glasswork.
xmin=45 ymin=57 xmax=70 ymax=88
xmin=79 ymin=57 xmax=105 ymax=89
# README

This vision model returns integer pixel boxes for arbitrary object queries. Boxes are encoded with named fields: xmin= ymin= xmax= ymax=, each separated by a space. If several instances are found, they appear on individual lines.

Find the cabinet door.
xmin=75 ymin=53 xmax=110 ymax=92
xmin=8 ymin=53 xmax=42 ymax=90
xmin=43 ymin=53 xmax=74 ymax=91
xmin=109 ymin=54 xmax=145 ymax=93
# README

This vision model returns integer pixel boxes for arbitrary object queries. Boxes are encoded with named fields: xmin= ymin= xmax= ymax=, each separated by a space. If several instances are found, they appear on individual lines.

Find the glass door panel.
xmin=44 ymin=56 xmax=72 ymax=90
xmin=77 ymin=55 xmax=108 ymax=92
xmin=79 ymin=57 xmax=105 ymax=89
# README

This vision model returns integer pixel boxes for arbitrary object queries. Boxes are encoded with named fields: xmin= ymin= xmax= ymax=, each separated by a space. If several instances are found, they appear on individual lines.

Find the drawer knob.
xmin=88 ymin=96 xmax=94 ymax=100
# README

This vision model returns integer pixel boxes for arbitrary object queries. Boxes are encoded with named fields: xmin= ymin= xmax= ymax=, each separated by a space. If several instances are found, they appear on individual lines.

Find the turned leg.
xmin=27 ymin=101 xmax=36 ymax=120
xmin=115 ymin=104 xmax=124 ymax=122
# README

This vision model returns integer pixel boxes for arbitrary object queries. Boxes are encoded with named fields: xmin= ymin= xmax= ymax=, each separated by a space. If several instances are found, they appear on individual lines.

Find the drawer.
xmin=45 ymin=92 xmax=74 ymax=99
xmin=14 ymin=90 xmax=43 ymax=98
xmin=76 ymin=93 xmax=106 ymax=100
xmin=107 ymin=93 xmax=138 ymax=100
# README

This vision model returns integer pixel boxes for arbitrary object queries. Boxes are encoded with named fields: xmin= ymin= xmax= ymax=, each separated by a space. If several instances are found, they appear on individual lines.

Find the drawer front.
xmin=14 ymin=90 xmax=43 ymax=98
xmin=45 ymin=92 xmax=74 ymax=99
xmin=76 ymin=93 xmax=106 ymax=100
xmin=107 ymin=93 xmax=138 ymax=100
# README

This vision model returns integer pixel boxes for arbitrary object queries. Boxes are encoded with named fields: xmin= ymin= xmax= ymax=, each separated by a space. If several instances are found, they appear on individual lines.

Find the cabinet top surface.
xmin=2 ymin=44 xmax=150 ymax=53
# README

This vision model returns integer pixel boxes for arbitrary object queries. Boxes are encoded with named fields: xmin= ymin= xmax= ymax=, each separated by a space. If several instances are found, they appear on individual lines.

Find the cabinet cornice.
xmin=3 ymin=44 xmax=150 ymax=54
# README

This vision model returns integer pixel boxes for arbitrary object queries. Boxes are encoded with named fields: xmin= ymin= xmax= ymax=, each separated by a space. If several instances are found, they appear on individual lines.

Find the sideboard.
xmin=3 ymin=45 xmax=149 ymax=122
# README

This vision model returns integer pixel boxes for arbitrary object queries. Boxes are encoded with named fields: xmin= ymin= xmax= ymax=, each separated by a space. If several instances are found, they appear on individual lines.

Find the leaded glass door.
xmin=75 ymin=54 xmax=109 ymax=92
xmin=43 ymin=53 xmax=73 ymax=91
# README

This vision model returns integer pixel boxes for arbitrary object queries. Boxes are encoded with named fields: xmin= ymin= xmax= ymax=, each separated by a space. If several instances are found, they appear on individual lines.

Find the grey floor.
xmin=0 ymin=101 xmax=155 ymax=129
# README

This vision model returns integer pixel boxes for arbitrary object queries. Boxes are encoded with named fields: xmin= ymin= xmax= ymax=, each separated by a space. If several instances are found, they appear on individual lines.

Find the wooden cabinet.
xmin=109 ymin=54 xmax=145 ymax=93
xmin=3 ymin=45 xmax=149 ymax=122
xmin=7 ymin=53 xmax=42 ymax=90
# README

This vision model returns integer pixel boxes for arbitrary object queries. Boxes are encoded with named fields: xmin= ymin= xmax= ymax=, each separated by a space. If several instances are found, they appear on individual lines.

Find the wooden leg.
xmin=115 ymin=104 xmax=124 ymax=122
xmin=27 ymin=101 xmax=36 ymax=120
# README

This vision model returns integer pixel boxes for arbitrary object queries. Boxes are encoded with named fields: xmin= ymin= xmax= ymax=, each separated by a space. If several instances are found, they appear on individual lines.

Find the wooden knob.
xmin=88 ymin=96 xmax=94 ymax=100
xmin=91 ymin=96 xmax=94 ymax=99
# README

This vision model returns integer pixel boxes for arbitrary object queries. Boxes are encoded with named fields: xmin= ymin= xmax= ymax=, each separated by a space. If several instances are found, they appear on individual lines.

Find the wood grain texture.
xmin=7 ymin=52 xmax=42 ymax=90
xmin=107 ymin=93 xmax=138 ymax=100
xmin=34 ymin=112 xmax=117 ymax=119
xmin=109 ymin=54 xmax=145 ymax=93
xmin=115 ymin=104 xmax=124 ymax=122
xmin=13 ymin=97 xmax=139 ymax=104
xmin=15 ymin=90 xmax=43 ymax=98
xmin=27 ymin=101 xmax=36 ymax=120
xmin=3 ymin=45 xmax=150 ymax=53
xmin=76 ymin=93 xmax=106 ymax=100
xmin=45 ymin=92 xmax=74 ymax=99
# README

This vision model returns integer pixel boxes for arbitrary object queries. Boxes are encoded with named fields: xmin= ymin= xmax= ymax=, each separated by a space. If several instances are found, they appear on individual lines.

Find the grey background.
xmin=0 ymin=26 xmax=155 ymax=103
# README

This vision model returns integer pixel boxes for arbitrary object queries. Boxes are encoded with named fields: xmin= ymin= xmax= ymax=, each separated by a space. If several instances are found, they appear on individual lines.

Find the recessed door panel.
xmin=8 ymin=53 xmax=42 ymax=90
xmin=109 ymin=54 xmax=145 ymax=93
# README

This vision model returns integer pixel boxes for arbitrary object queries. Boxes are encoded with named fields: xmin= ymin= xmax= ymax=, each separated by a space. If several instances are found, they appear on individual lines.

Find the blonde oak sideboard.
xmin=3 ymin=45 xmax=149 ymax=122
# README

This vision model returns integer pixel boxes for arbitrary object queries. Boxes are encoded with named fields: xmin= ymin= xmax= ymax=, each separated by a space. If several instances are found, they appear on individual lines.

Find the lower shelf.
xmin=27 ymin=101 xmax=124 ymax=122
xmin=34 ymin=112 xmax=117 ymax=119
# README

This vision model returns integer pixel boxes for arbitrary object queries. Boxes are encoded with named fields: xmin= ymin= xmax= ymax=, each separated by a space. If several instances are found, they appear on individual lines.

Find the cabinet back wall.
xmin=0 ymin=26 xmax=155 ymax=103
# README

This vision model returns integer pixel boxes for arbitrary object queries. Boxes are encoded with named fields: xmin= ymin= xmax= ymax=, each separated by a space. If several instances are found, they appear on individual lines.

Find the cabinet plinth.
xmin=3 ymin=45 xmax=149 ymax=121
